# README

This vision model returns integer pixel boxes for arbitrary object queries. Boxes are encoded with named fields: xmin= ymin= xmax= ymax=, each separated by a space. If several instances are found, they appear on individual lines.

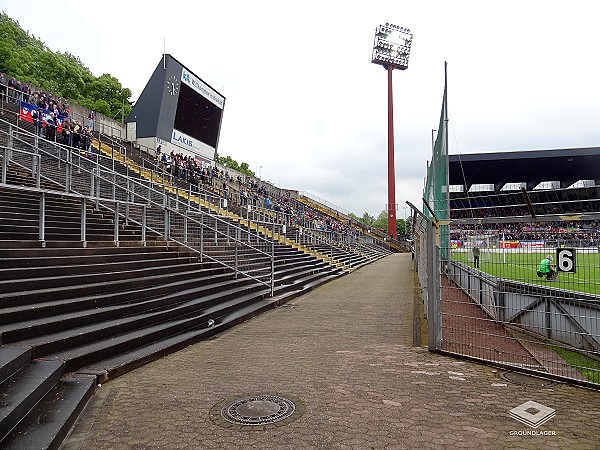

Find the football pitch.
xmin=452 ymin=248 xmax=600 ymax=296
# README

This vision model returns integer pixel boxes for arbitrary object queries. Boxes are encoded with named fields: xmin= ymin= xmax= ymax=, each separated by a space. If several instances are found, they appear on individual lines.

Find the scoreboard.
xmin=127 ymin=54 xmax=226 ymax=163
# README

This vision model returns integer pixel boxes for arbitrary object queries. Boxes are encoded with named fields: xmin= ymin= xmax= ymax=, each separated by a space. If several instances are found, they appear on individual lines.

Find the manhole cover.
xmin=210 ymin=394 xmax=304 ymax=429
xmin=501 ymin=371 xmax=555 ymax=387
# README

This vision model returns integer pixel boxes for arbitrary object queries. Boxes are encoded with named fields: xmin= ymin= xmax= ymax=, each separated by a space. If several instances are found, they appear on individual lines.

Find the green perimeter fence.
xmin=414 ymin=213 xmax=600 ymax=388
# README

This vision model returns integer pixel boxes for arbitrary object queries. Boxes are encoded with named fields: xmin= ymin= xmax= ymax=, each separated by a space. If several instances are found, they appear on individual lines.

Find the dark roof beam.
xmin=560 ymin=179 xmax=577 ymax=189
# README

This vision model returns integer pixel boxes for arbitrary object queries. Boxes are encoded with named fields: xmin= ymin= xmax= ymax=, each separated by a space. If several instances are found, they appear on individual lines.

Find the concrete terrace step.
xmin=8 ymin=280 xmax=264 ymax=357
xmin=0 ymin=347 xmax=32 ymax=384
xmin=0 ymin=263 xmax=219 ymax=308
xmin=0 ymin=244 xmax=179 ymax=259
xmin=78 ymin=292 xmax=274 ymax=380
xmin=0 ymin=359 xmax=64 ymax=441
xmin=0 ymin=249 xmax=186 ymax=270
xmin=0 ymin=267 xmax=232 ymax=324
xmin=0 ymin=255 xmax=196 ymax=282
xmin=48 ymin=286 xmax=271 ymax=372
xmin=1 ymin=374 xmax=96 ymax=450
xmin=0 ymin=260 xmax=210 ymax=295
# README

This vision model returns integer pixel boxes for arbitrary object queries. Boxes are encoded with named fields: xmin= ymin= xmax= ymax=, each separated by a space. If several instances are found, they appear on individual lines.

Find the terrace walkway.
xmin=62 ymin=254 xmax=600 ymax=449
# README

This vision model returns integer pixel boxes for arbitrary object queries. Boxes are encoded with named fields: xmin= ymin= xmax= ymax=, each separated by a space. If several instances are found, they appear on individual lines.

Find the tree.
xmin=396 ymin=219 xmax=411 ymax=236
xmin=0 ymin=12 xmax=133 ymax=119
xmin=371 ymin=210 xmax=388 ymax=232
xmin=216 ymin=155 xmax=255 ymax=177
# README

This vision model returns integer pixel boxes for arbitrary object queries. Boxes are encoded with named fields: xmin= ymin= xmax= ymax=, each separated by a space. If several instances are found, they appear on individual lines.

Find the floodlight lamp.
xmin=371 ymin=22 xmax=413 ymax=70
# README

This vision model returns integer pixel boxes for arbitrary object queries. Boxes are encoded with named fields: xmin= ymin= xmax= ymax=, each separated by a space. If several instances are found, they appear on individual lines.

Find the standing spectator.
xmin=32 ymin=107 xmax=43 ymax=137
xmin=223 ymin=180 xmax=229 ymax=200
xmin=62 ymin=118 xmax=72 ymax=146
xmin=45 ymin=113 xmax=56 ymax=141
xmin=7 ymin=77 xmax=16 ymax=102
xmin=14 ymin=80 xmax=22 ymax=101
xmin=0 ymin=73 xmax=6 ymax=103
xmin=72 ymin=121 xmax=81 ymax=148
xmin=83 ymin=126 xmax=93 ymax=153
xmin=472 ymin=245 xmax=480 ymax=268
xmin=88 ymin=111 xmax=94 ymax=130
xmin=21 ymin=83 xmax=30 ymax=103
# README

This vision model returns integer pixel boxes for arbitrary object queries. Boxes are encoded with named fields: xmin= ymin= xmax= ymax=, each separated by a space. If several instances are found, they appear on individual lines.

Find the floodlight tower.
xmin=371 ymin=23 xmax=413 ymax=240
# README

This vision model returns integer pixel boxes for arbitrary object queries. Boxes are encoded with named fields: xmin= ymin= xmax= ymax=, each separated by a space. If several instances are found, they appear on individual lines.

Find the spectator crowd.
xmin=1 ymin=72 xmax=94 ymax=152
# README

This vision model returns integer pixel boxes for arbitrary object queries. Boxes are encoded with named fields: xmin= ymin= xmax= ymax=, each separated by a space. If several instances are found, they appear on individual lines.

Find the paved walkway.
xmin=62 ymin=254 xmax=600 ymax=449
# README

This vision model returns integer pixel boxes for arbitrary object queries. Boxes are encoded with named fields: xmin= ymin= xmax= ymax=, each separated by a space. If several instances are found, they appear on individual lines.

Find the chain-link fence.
xmin=413 ymin=211 xmax=600 ymax=388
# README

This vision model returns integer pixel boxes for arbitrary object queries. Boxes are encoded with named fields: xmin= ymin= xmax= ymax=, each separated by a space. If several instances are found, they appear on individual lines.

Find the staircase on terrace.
xmin=0 ymin=109 xmax=390 ymax=449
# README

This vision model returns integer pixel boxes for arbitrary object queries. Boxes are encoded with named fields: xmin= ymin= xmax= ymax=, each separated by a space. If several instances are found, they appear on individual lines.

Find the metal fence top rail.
xmin=0 ymin=181 xmax=142 ymax=207
xmin=1 ymin=121 xmax=274 ymax=249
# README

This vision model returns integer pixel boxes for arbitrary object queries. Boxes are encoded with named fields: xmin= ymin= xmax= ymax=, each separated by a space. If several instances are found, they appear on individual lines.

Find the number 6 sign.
xmin=556 ymin=248 xmax=576 ymax=273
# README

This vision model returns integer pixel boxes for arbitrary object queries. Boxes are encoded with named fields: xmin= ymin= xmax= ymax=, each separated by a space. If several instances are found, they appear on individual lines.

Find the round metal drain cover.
xmin=210 ymin=394 xmax=304 ymax=430
xmin=501 ymin=371 xmax=555 ymax=387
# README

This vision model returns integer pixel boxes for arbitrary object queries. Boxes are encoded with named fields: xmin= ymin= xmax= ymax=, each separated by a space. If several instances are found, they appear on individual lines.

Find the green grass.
xmin=552 ymin=346 xmax=600 ymax=384
xmin=452 ymin=249 xmax=600 ymax=296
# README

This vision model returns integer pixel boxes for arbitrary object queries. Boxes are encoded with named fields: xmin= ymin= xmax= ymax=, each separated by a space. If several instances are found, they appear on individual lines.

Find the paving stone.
xmin=62 ymin=254 xmax=600 ymax=449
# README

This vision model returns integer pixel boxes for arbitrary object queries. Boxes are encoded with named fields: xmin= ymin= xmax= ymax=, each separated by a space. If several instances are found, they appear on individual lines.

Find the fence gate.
xmin=421 ymin=216 xmax=600 ymax=388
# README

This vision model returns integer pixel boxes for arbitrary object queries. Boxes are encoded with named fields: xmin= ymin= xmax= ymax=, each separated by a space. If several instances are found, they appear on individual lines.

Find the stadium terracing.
xmin=0 ymin=72 xmax=405 ymax=447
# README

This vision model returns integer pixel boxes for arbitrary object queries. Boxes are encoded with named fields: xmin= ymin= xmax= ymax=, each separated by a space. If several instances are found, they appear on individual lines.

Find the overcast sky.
xmin=3 ymin=0 xmax=599 ymax=218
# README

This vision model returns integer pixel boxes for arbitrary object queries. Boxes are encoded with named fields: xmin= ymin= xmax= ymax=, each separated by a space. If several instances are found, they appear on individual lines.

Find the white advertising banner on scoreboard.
xmin=171 ymin=128 xmax=216 ymax=160
xmin=180 ymin=68 xmax=224 ymax=109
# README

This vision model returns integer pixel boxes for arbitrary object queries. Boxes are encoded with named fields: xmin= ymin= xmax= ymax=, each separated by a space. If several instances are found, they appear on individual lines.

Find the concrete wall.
xmin=66 ymin=102 xmax=125 ymax=139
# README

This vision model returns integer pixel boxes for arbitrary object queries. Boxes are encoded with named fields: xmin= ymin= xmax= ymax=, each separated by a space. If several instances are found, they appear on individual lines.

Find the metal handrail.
xmin=0 ymin=119 xmax=277 ymax=293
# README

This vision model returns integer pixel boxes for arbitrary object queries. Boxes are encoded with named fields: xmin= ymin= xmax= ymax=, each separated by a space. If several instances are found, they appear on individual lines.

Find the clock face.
xmin=167 ymin=75 xmax=179 ymax=96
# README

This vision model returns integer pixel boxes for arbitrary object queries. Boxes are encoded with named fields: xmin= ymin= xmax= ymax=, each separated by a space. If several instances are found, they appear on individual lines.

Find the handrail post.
xmin=95 ymin=164 xmax=100 ymax=209
xmin=164 ymin=208 xmax=170 ymax=240
xmin=235 ymin=239 xmax=238 ymax=278
xmin=142 ymin=204 xmax=147 ymax=245
xmin=184 ymin=211 xmax=188 ymax=245
xmin=35 ymin=153 xmax=41 ymax=189
xmin=8 ymin=123 xmax=13 ymax=149
xmin=214 ymin=215 xmax=218 ymax=244
xmin=2 ymin=148 xmax=7 ymax=184
xmin=39 ymin=191 xmax=46 ymax=246
xmin=66 ymin=148 xmax=72 ymax=193
xmin=200 ymin=212 xmax=204 ymax=262
xmin=114 ymin=202 xmax=120 ymax=246
xmin=81 ymin=197 xmax=87 ymax=246
xmin=271 ymin=234 xmax=275 ymax=297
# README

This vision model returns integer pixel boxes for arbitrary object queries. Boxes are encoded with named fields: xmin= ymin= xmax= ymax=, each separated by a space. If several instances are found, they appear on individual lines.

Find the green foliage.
xmin=397 ymin=218 xmax=410 ymax=236
xmin=350 ymin=210 xmax=409 ymax=236
xmin=349 ymin=212 xmax=375 ymax=227
xmin=216 ymin=155 xmax=255 ymax=177
xmin=371 ymin=210 xmax=388 ymax=231
xmin=0 ymin=12 xmax=132 ymax=119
